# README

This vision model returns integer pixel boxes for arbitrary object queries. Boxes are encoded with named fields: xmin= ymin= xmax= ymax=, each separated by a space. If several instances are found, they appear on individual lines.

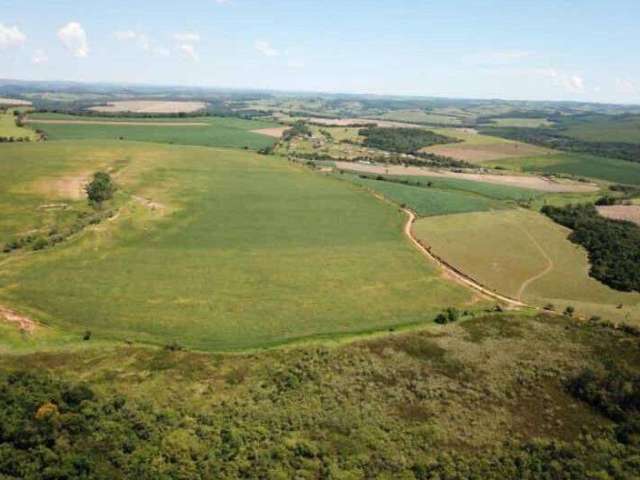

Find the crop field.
xmin=89 ymin=100 xmax=207 ymax=113
xmin=560 ymin=115 xmax=640 ymax=143
xmin=0 ymin=110 xmax=38 ymax=141
xmin=345 ymin=174 xmax=505 ymax=216
xmin=362 ymin=174 xmax=542 ymax=202
xmin=27 ymin=113 xmax=280 ymax=150
xmin=491 ymin=153 xmax=640 ymax=185
xmin=373 ymin=110 xmax=463 ymax=126
xmin=0 ymin=141 xmax=479 ymax=351
xmin=334 ymin=161 xmax=598 ymax=193
xmin=414 ymin=209 xmax=640 ymax=323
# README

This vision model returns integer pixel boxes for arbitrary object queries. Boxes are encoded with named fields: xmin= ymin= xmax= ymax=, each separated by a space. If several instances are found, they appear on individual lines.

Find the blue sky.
xmin=1 ymin=0 xmax=639 ymax=104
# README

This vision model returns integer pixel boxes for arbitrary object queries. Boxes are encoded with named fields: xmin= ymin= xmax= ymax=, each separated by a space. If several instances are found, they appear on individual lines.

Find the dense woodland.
xmin=542 ymin=204 xmax=640 ymax=292
xmin=1 ymin=316 xmax=639 ymax=479
xmin=359 ymin=127 xmax=457 ymax=154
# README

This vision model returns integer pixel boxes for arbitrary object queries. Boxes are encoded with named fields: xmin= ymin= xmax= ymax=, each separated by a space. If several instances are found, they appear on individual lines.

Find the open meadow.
xmin=414 ymin=209 xmax=640 ymax=323
xmin=0 ymin=110 xmax=39 ymax=141
xmin=0 ymin=141 xmax=480 ymax=352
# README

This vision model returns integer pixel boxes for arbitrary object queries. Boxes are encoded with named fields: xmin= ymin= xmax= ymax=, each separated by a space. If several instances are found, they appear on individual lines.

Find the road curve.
xmin=401 ymin=208 xmax=529 ymax=309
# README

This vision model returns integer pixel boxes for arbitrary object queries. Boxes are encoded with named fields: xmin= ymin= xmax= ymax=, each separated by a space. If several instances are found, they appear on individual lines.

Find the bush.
xmin=85 ymin=172 xmax=115 ymax=205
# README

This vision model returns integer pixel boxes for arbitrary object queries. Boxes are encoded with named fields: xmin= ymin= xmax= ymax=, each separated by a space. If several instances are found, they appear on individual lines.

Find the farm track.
xmin=515 ymin=225 xmax=555 ymax=301
xmin=335 ymin=172 xmax=530 ymax=308
xmin=401 ymin=209 xmax=529 ymax=309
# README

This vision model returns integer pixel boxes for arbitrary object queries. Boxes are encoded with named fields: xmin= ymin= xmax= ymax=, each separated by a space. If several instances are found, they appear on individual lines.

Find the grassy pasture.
xmin=491 ymin=153 xmax=640 ymax=185
xmin=0 ymin=110 xmax=38 ymax=141
xmin=28 ymin=113 xmax=279 ymax=150
xmin=344 ymin=174 xmax=505 ymax=216
xmin=0 ymin=141 xmax=478 ymax=351
xmin=415 ymin=209 xmax=640 ymax=323
xmin=423 ymin=128 xmax=552 ymax=163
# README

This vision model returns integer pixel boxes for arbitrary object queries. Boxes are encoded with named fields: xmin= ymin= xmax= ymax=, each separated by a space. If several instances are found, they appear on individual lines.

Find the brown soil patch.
xmin=596 ymin=205 xmax=640 ymax=226
xmin=0 ymin=306 xmax=37 ymax=332
xmin=32 ymin=173 xmax=90 ymax=200
xmin=424 ymin=142 xmax=550 ymax=162
xmin=251 ymin=127 xmax=287 ymax=138
xmin=27 ymin=119 xmax=208 ymax=126
xmin=88 ymin=100 xmax=207 ymax=114
xmin=334 ymin=161 xmax=598 ymax=193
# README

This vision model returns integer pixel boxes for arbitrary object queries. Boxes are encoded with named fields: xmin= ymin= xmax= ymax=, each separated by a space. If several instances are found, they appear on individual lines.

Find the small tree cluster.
xmin=85 ymin=172 xmax=115 ymax=206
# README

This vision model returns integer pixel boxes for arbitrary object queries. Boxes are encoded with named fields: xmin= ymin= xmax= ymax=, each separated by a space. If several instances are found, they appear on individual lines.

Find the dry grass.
xmin=89 ymin=101 xmax=207 ymax=114
xmin=250 ymin=127 xmax=287 ymax=138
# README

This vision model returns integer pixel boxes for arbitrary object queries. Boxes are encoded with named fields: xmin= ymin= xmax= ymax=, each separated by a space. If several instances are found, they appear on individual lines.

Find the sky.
xmin=1 ymin=0 xmax=639 ymax=104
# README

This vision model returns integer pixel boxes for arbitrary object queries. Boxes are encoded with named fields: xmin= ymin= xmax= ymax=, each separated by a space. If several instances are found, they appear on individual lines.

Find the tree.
xmin=85 ymin=172 xmax=115 ymax=205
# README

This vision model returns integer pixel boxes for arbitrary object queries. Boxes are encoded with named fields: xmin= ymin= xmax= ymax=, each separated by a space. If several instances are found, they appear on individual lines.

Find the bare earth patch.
xmin=334 ymin=161 xmax=598 ymax=193
xmin=597 ymin=205 xmax=640 ymax=226
xmin=26 ymin=119 xmax=208 ymax=126
xmin=0 ymin=306 xmax=36 ymax=332
xmin=424 ymin=142 xmax=551 ymax=162
xmin=32 ymin=173 xmax=90 ymax=200
xmin=251 ymin=127 xmax=287 ymax=138
xmin=89 ymin=100 xmax=207 ymax=114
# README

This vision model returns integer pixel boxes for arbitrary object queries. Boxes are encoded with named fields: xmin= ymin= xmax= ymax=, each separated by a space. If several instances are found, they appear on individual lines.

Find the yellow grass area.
xmin=250 ymin=127 xmax=288 ymax=138
xmin=422 ymin=128 xmax=552 ymax=163
xmin=89 ymin=100 xmax=207 ymax=114
xmin=414 ymin=209 xmax=640 ymax=324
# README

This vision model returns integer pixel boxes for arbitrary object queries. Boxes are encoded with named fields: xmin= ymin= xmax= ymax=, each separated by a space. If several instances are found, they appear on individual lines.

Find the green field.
xmin=0 ymin=141 xmax=478 ymax=351
xmin=377 ymin=174 xmax=542 ymax=202
xmin=560 ymin=115 xmax=640 ymax=143
xmin=345 ymin=174 xmax=506 ymax=216
xmin=490 ymin=153 xmax=640 ymax=185
xmin=414 ymin=209 xmax=640 ymax=323
xmin=0 ymin=110 xmax=38 ymax=141
xmin=27 ymin=113 xmax=279 ymax=150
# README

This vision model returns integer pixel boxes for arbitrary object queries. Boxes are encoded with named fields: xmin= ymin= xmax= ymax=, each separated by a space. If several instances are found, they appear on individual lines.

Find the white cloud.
xmin=114 ymin=30 xmax=137 ymax=41
xmin=58 ymin=22 xmax=89 ymax=58
xmin=255 ymin=40 xmax=279 ymax=57
xmin=533 ymin=68 xmax=585 ymax=93
xmin=0 ymin=23 xmax=27 ymax=50
xmin=173 ymin=32 xmax=200 ymax=44
xmin=32 ymin=49 xmax=48 ymax=65
xmin=115 ymin=30 xmax=171 ymax=57
xmin=178 ymin=44 xmax=199 ymax=62
xmin=616 ymin=78 xmax=637 ymax=96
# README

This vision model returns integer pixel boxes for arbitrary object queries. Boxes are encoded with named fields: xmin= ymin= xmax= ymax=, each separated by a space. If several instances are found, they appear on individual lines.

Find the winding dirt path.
xmin=401 ymin=208 xmax=528 ymax=308
xmin=0 ymin=306 xmax=37 ymax=333
xmin=515 ymin=226 xmax=554 ymax=301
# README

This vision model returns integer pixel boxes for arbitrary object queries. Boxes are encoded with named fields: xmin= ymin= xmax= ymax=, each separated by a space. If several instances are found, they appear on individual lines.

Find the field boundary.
xmin=26 ymin=119 xmax=208 ymax=127
xmin=402 ymin=209 xmax=528 ymax=308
